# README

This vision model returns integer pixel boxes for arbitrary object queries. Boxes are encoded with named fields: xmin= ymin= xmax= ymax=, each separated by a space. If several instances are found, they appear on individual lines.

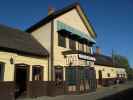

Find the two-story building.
xmin=0 ymin=2 xmax=127 ymax=100
xmin=26 ymin=3 xmax=97 ymax=94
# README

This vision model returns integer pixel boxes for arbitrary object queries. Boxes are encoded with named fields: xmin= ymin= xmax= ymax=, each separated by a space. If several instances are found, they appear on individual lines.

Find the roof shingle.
xmin=94 ymin=54 xmax=114 ymax=67
xmin=0 ymin=24 xmax=48 ymax=57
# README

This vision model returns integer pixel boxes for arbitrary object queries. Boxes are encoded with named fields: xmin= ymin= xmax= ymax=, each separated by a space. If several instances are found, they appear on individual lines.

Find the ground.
xmin=18 ymin=81 xmax=133 ymax=100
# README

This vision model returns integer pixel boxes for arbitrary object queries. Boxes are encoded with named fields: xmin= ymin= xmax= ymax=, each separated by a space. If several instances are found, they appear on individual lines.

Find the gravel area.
xmin=17 ymin=81 xmax=133 ymax=100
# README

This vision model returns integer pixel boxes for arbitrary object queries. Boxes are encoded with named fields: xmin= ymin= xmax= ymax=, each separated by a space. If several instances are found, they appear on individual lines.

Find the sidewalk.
xmin=18 ymin=81 xmax=133 ymax=100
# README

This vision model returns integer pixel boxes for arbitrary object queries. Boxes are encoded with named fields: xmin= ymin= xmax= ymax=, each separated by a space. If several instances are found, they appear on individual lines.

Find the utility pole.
xmin=112 ymin=49 xmax=115 ymax=66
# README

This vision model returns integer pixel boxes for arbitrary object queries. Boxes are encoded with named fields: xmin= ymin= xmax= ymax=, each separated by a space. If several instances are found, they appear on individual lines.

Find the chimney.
xmin=48 ymin=5 xmax=55 ymax=15
xmin=96 ymin=46 xmax=101 ymax=54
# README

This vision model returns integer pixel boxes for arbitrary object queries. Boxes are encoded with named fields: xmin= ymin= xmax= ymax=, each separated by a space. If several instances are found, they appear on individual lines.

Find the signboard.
xmin=78 ymin=54 xmax=96 ymax=61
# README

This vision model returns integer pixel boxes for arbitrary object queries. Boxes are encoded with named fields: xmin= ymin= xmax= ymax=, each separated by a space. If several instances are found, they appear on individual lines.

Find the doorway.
xmin=98 ymin=70 xmax=103 ymax=85
xmin=14 ymin=64 xmax=29 ymax=98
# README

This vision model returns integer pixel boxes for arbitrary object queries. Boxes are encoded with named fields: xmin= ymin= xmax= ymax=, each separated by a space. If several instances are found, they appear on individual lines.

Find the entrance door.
xmin=15 ymin=64 xmax=29 ymax=98
xmin=98 ymin=70 xmax=102 ymax=85
xmin=66 ymin=67 xmax=77 ymax=92
xmin=84 ymin=67 xmax=96 ymax=91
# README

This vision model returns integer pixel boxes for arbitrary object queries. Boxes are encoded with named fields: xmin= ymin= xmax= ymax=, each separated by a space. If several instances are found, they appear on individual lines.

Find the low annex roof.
xmin=94 ymin=54 xmax=114 ymax=67
xmin=94 ymin=54 xmax=124 ymax=68
xmin=0 ymin=24 xmax=49 ymax=57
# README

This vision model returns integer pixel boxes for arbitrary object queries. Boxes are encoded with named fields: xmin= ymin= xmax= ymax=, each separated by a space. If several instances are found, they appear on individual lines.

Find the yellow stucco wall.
xmin=53 ymin=8 xmax=93 ymax=67
xmin=31 ymin=22 xmax=51 ymax=53
xmin=29 ymin=8 xmax=95 ymax=81
xmin=56 ymin=9 xmax=91 ymax=38
xmin=0 ymin=51 xmax=48 ymax=81
xmin=93 ymin=65 xmax=127 ymax=79
xmin=31 ymin=22 xmax=52 ymax=81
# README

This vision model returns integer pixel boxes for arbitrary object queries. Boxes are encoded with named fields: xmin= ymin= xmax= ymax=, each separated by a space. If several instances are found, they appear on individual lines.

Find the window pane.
xmin=86 ymin=45 xmax=91 ymax=53
xmin=78 ymin=42 xmax=84 ymax=51
xmin=69 ymin=38 xmax=76 ymax=50
xmin=58 ymin=33 xmax=66 ymax=47
xmin=81 ymin=43 xmax=84 ymax=51
xmin=32 ymin=66 xmax=43 ymax=81
xmin=55 ymin=67 xmax=63 ymax=81
xmin=107 ymin=73 xmax=110 ymax=77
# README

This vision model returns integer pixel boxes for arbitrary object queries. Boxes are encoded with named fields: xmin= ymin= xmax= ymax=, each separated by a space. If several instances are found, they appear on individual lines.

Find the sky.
xmin=0 ymin=0 xmax=133 ymax=67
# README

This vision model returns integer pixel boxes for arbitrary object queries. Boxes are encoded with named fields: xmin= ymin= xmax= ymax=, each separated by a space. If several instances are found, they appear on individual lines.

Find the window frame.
xmin=54 ymin=67 xmax=63 ymax=82
xmin=107 ymin=73 xmax=110 ymax=78
xmin=69 ymin=38 xmax=76 ymax=50
xmin=32 ymin=65 xmax=43 ymax=81
xmin=58 ymin=33 xmax=66 ymax=48
xmin=86 ymin=45 xmax=91 ymax=53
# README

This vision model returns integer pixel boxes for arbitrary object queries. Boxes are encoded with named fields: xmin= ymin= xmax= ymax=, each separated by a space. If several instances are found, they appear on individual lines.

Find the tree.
xmin=112 ymin=52 xmax=133 ymax=80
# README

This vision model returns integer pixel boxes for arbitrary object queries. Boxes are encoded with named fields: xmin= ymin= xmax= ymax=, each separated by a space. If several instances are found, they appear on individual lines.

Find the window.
xmin=78 ymin=42 xmax=84 ymax=51
xmin=58 ymin=33 xmax=66 ymax=48
xmin=86 ymin=45 xmax=91 ymax=53
xmin=55 ymin=67 xmax=63 ymax=81
xmin=123 ymin=74 xmax=125 ymax=78
xmin=117 ymin=74 xmax=119 ymax=78
xmin=69 ymin=38 xmax=76 ymax=50
xmin=0 ymin=62 xmax=5 ymax=81
xmin=107 ymin=73 xmax=110 ymax=77
xmin=32 ymin=66 xmax=43 ymax=81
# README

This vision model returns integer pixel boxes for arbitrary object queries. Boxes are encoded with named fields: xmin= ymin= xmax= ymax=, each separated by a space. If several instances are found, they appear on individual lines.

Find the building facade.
xmin=93 ymin=48 xmax=127 ymax=87
xmin=27 ymin=3 xmax=97 ymax=94
xmin=0 ymin=2 xmax=127 ymax=100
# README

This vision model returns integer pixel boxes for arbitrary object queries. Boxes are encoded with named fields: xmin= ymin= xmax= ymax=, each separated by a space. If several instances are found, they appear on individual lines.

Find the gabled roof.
xmin=0 ymin=24 xmax=48 ymax=57
xmin=26 ymin=2 xmax=97 ymax=38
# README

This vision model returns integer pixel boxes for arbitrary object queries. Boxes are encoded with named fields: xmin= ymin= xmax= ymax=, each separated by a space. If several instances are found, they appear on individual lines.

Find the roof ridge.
xmin=26 ymin=2 xmax=80 ymax=32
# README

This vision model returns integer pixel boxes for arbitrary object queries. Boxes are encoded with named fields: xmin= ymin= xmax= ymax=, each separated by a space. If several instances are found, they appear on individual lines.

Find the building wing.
xmin=0 ymin=24 xmax=48 ymax=57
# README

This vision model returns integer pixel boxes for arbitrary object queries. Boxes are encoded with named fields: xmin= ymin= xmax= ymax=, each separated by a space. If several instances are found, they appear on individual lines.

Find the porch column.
xmin=29 ymin=65 xmax=32 ymax=81
xmin=63 ymin=67 xmax=66 ymax=81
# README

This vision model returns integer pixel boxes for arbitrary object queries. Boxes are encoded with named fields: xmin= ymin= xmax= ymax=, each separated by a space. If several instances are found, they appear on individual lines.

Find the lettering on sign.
xmin=78 ymin=54 xmax=96 ymax=61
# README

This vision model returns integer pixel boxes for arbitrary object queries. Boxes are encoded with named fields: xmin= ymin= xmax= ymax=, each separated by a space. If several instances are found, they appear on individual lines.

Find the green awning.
xmin=57 ymin=21 xmax=96 ymax=43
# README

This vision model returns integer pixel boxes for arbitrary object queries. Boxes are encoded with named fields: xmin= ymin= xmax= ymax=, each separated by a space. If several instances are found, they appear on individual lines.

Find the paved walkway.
xmin=18 ymin=81 xmax=133 ymax=100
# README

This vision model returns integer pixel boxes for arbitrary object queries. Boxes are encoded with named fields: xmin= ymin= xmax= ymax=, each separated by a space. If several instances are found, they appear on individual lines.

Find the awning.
xmin=57 ymin=21 xmax=96 ymax=43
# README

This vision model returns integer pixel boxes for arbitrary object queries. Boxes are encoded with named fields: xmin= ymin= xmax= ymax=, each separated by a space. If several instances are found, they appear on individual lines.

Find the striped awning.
xmin=57 ymin=21 xmax=96 ymax=43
